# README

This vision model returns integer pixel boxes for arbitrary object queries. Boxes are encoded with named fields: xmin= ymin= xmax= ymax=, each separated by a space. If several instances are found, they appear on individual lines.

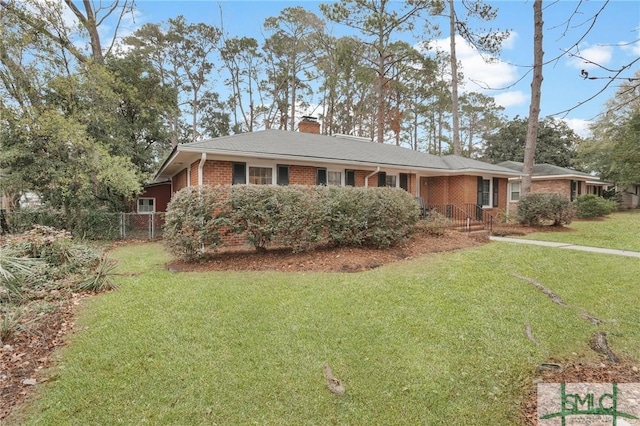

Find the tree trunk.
xmin=522 ymin=0 xmax=544 ymax=196
xmin=448 ymin=0 xmax=461 ymax=156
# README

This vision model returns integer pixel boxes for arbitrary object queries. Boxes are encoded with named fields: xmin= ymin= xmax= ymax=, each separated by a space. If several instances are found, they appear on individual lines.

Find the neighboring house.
xmin=152 ymin=118 xmax=522 ymax=226
xmin=619 ymin=185 xmax=640 ymax=209
xmin=497 ymin=161 xmax=610 ymax=214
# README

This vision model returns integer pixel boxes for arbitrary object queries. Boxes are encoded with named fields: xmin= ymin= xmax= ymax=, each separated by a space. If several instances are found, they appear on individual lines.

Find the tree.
xmin=220 ymin=36 xmax=264 ymax=132
xmin=124 ymin=17 xmax=222 ymax=144
xmin=262 ymin=7 xmax=324 ymax=131
xmin=577 ymin=71 xmax=640 ymax=186
xmin=321 ymin=0 xmax=441 ymax=143
xmin=483 ymin=117 xmax=577 ymax=167
xmin=522 ymin=0 xmax=543 ymax=196
xmin=444 ymin=0 xmax=509 ymax=155
xmin=0 ymin=0 xmax=135 ymax=64
xmin=458 ymin=92 xmax=504 ymax=158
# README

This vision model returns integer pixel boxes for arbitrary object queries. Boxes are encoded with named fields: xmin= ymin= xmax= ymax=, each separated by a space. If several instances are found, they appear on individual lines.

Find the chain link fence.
xmin=0 ymin=209 xmax=165 ymax=240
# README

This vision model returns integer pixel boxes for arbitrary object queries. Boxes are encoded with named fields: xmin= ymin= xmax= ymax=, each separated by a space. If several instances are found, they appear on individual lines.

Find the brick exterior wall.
xmin=531 ymin=179 xmax=571 ymax=199
xmin=289 ymin=165 xmax=317 ymax=185
xmin=172 ymin=169 xmax=188 ymax=193
xmin=420 ymin=175 xmax=508 ymax=212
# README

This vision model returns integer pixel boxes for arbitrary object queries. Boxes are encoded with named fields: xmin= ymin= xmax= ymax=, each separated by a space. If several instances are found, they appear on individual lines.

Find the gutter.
xmin=198 ymin=152 xmax=206 ymax=186
xmin=364 ymin=167 xmax=380 ymax=188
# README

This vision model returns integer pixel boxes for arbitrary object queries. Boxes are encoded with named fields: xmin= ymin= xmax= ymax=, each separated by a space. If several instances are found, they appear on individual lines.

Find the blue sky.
xmin=124 ymin=0 xmax=639 ymax=137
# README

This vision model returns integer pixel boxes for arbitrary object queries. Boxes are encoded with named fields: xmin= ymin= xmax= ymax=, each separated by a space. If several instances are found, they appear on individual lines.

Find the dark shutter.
xmin=492 ymin=177 xmax=499 ymax=207
xmin=578 ymin=181 xmax=582 ymax=196
xmin=277 ymin=165 xmax=289 ymax=186
xmin=378 ymin=172 xmax=387 ymax=187
xmin=316 ymin=168 xmax=327 ymax=185
xmin=477 ymin=176 xmax=484 ymax=205
xmin=400 ymin=173 xmax=409 ymax=191
xmin=232 ymin=163 xmax=246 ymax=185
xmin=570 ymin=180 xmax=576 ymax=201
xmin=345 ymin=170 xmax=355 ymax=186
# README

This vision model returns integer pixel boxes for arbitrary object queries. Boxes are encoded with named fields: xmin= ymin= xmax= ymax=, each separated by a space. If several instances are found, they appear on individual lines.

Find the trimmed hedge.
xmin=163 ymin=185 xmax=420 ymax=259
xmin=164 ymin=186 xmax=232 ymax=260
xmin=516 ymin=193 xmax=574 ymax=226
xmin=574 ymin=194 xmax=617 ymax=218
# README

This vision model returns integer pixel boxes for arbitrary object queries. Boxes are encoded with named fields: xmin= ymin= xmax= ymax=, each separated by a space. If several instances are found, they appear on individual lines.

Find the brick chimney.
xmin=299 ymin=116 xmax=320 ymax=134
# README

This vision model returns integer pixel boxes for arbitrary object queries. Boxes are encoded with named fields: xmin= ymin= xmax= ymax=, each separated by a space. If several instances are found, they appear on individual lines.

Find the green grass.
xmin=522 ymin=210 xmax=640 ymax=251
xmin=11 ymin=241 xmax=640 ymax=425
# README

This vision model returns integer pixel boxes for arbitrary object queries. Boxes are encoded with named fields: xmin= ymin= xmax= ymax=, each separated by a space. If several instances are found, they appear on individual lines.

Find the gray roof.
xmin=497 ymin=161 xmax=594 ymax=178
xmin=157 ymin=130 xmax=522 ymax=179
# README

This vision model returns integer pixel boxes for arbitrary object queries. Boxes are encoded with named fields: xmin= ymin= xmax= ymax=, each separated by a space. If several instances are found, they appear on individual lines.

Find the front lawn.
xmin=522 ymin=210 xmax=640 ymax=251
xmin=10 ymin=241 xmax=640 ymax=425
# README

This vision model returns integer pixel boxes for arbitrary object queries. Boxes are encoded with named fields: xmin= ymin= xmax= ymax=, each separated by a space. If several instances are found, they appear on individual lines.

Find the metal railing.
xmin=426 ymin=203 xmax=494 ymax=232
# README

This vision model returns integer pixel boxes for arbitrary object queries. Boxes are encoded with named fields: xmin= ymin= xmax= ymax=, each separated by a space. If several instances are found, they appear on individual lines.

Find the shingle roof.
xmin=171 ymin=130 xmax=520 ymax=175
xmin=497 ymin=161 xmax=594 ymax=178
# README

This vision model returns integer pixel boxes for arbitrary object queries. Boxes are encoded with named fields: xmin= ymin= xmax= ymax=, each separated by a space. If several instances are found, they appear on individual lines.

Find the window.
xmin=345 ymin=170 xmax=356 ymax=187
xmin=510 ymin=182 xmax=521 ymax=201
xmin=570 ymin=180 xmax=582 ymax=201
xmin=277 ymin=165 xmax=289 ymax=186
xmin=249 ymin=167 xmax=272 ymax=185
xmin=232 ymin=163 xmax=246 ymax=185
xmin=400 ymin=173 xmax=409 ymax=191
xmin=328 ymin=171 xmax=342 ymax=186
xmin=477 ymin=177 xmax=491 ymax=207
xmin=377 ymin=172 xmax=397 ymax=187
xmin=316 ymin=168 xmax=327 ymax=185
xmin=138 ymin=198 xmax=155 ymax=214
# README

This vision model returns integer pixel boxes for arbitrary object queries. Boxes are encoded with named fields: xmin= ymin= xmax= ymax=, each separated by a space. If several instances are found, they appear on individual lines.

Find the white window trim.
xmin=480 ymin=177 xmax=492 ymax=208
xmin=327 ymin=169 xmax=344 ymax=186
xmin=509 ymin=181 xmax=521 ymax=202
xmin=137 ymin=197 xmax=156 ymax=214
xmin=247 ymin=164 xmax=277 ymax=185
xmin=386 ymin=174 xmax=398 ymax=188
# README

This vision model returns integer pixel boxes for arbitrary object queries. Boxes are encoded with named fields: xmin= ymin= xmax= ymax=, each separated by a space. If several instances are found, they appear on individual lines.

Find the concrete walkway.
xmin=489 ymin=236 xmax=640 ymax=259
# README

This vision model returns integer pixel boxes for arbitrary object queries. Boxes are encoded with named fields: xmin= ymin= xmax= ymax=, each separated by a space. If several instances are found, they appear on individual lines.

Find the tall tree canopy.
xmin=482 ymin=117 xmax=578 ymax=167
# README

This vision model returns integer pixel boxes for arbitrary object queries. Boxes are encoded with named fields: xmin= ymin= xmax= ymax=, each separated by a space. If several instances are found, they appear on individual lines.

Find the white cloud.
xmin=621 ymin=39 xmax=640 ymax=57
xmin=427 ymin=35 xmax=520 ymax=92
xmin=568 ymin=44 xmax=613 ymax=70
xmin=563 ymin=118 xmax=592 ymax=138
xmin=493 ymin=91 xmax=527 ymax=109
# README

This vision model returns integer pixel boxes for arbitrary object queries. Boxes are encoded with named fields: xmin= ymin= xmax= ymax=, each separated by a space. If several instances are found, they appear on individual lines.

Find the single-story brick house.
xmin=497 ymin=161 xmax=610 ymax=214
xmin=146 ymin=119 xmax=523 ymax=224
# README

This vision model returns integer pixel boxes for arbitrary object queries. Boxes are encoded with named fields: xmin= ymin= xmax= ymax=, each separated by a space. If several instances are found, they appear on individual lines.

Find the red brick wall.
xmin=172 ymin=169 xmax=188 ymax=193
xmin=289 ymin=165 xmax=317 ymax=185
xmin=531 ymin=179 xmax=572 ymax=199
xmin=203 ymin=161 xmax=232 ymax=186
xmin=189 ymin=161 xmax=199 ymax=187
xmin=139 ymin=183 xmax=172 ymax=212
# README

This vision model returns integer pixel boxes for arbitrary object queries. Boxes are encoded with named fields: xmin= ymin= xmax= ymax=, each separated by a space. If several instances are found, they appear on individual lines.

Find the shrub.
xmin=422 ymin=210 xmax=450 ymax=236
xmin=574 ymin=194 xmax=617 ymax=218
xmin=164 ymin=185 xmax=421 ymax=258
xmin=164 ymin=186 xmax=232 ymax=260
xmin=322 ymin=187 xmax=419 ymax=248
xmin=516 ymin=193 xmax=574 ymax=226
